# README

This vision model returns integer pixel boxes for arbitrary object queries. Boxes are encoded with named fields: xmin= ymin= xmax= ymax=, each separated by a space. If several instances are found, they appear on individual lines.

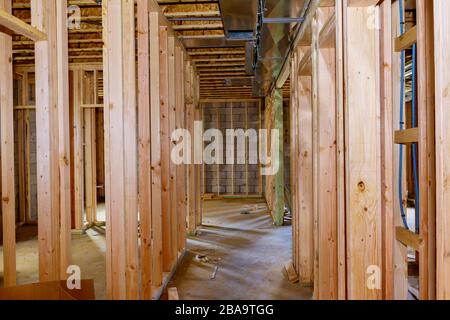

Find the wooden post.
xmin=175 ymin=46 xmax=187 ymax=252
xmin=137 ymin=0 xmax=152 ymax=300
xmin=296 ymin=62 xmax=314 ymax=285
xmin=168 ymin=35 xmax=179 ymax=265
xmin=159 ymin=25 xmax=173 ymax=272
xmin=32 ymin=0 xmax=70 ymax=282
xmin=417 ymin=0 xmax=436 ymax=301
xmin=72 ymin=70 xmax=84 ymax=230
xmin=379 ymin=0 xmax=394 ymax=300
xmin=0 ymin=0 xmax=16 ymax=288
xmin=83 ymin=72 xmax=97 ymax=225
xmin=312 ymin=8 xmax=338 ymax=299
xmin=56 ymin=0 xmax=71 ymax=278
xmin=272 ymin=88 xmax=284 ymax=226
xmin=103 ymin=0 xmax=139 ymax=300
xmin=149 ymin=9 xmax=163 ymax=288
xmin=434 ymin=0 xmax=450 ymax=300
xmin=344 ymin=3 xmax=382 ymax=300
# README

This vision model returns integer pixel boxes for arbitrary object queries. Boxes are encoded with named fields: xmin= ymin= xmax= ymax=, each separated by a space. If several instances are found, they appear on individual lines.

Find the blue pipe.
xmin=398 ymin=0 xmax=409 ymax=230
xmin=412 ymin=44 xmax=420 ymax=233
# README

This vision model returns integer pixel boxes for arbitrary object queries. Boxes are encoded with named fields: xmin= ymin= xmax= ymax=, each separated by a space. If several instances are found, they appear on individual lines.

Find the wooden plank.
xmin=137 ymin=0 xmax=152 ymax=300
xmin=284 ymin=261 xmax=299 ymax=284
xmin=167 ymin=287 xmax=179 ymax=300
xmin=72 ymin=70 xmax=84 ymax=230
xmin=394 ymin=128 xmax=419 ymax=145
xmin=175 ymin=46 xmax=187 ymax=252
xmin=0 ymin=8 xmax=46 ymax=41
xmin=160 ymin=25 xmax=173 ymax=272
xmin=312 ymin=8 xmax=338 ymax=299
xmin=395 ymin=25 xmax=417 ymax=52
xmin=0 ymin=0 xmax=16 ymax=287
xmin=103 ymin=0 xmax=139 ymax=300
xmin=345 ymin=3 xmax=382 ymax=300
xmin=417 ymin=0 xmax=436 ymax=300
xmin=395 ymin=227 xmax=422 ymax=251
xmin=149 ymin=9 xmax=163 ymax=288
xmin=379 ymin=0 xmax=394 ymax=300
xmin=434 ymin=0 xmax=450 ymax=300
xmin=83 ymin=71 xmax=97 ymax=225
xmin=168 ymin=35 xmax=179 ymax=268
xmin=335 ymin=0 xmax=347 ymax=300
xmin=32 ymin=0 xmax=61 ymax=282
xmin=274 ymin=89 xmax=285 ymax=226
xmin=56 ymin=0 xmax=71 ymax=278
xmin=297 ymin=72 xmax=314 ymax=286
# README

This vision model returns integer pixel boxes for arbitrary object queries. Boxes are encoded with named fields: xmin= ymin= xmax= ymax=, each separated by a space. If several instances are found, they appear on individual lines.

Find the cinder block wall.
xmin=203 ymin=101 xmax=262 ymax=195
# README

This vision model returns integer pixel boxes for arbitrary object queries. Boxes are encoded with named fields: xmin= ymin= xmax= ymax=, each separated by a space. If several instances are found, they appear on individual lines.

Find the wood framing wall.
xmin=287 ymin=0 xmax=448 ymax=300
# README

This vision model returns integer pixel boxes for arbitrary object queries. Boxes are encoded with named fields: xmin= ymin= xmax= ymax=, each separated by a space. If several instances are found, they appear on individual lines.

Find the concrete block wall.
xmin=203 ymin=101 xmax=262 ymax=195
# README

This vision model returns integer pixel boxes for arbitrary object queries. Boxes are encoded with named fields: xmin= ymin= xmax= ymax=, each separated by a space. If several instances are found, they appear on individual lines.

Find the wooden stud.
xmin=103 ymin=0 xmax=139 ymax=300
xmin=434 ymin=0 xmax=450 ymax=300
xmin=137 ymin=0 xmax=152 ymax=300
xmin=0 ymin=0 xmax=16 ymax=288
xmin=344 ymin=4 xmax=382 ymax=300
xmin=149 ymin=9 xmax=163 ymax=288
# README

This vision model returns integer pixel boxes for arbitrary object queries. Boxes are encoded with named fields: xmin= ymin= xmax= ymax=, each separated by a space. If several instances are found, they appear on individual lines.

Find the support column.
xmin=137 ymin=0 xmax=152 ymax=300
xmin=32 ymin=0 xmax=71 ymax=282
xmin=103 ymin=0 xmax=139 ymax=300
xmin=272 ymin=88 xmax=284 ymax=226
xmin=434 ymin=0 xmax=450 ymax=300
xmin=344 ymin=3 xmax=382 ymax=300
xmin=0 ymin=0 xmax=16 ymax=288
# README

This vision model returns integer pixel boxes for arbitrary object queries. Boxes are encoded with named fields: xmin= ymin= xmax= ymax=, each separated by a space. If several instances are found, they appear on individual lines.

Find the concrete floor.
xmin=1 ymin=199 xmax=312 ymax=300
xmin=168 ymin=198 xmax=313 ymax=300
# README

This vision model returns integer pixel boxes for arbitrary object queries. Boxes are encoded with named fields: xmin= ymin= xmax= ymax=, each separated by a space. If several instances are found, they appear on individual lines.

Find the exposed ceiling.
xmin=10 ymin=0 xmax=306 ymax=100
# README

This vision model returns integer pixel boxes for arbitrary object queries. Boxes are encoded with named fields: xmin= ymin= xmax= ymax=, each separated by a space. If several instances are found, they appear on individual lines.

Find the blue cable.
xmin=398 ymin=0 xmax=409 ymax=230
xmin=412 ymin=44 xmax=420 ymax=233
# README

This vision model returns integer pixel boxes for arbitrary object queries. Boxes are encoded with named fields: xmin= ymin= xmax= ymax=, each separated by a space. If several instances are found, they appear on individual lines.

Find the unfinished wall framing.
xmin=286 ymin=0 xmax=449 ymax=300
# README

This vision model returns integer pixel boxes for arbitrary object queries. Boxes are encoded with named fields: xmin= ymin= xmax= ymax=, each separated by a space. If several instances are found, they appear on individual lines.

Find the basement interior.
xmin=0 ymin=0 xmax=449 ymax=301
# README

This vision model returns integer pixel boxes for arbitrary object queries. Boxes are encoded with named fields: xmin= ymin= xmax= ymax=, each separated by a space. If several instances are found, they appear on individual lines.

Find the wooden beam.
xmin=137 ymin=0 xmax=152 ymax=300
xmin=72 ymin=69 xmax=84 ymax=230
xmin=417 ymin=0 xmax=436 ymax=301
xmin=168 ymin=34 xmax=179 ymax=269
xmin=56 ymin=0 xmax=71 ymax=278
xmin=394 ymin=128 xmax=419 ymax=145
xmin=0 ymin=8 xmax=46 ymax=41
xmin=312 ymin=8 xmax=338 ymax=299
xmin=434 ymin=0 xmax=450 ymax=300
xmin=272 ymin=88 xmax=284 ymax=226
xmin=0 ymin=0 xmax=16 ymax=288
xmin=396 ymin=227 xmax=422 ymax=251
xmin=103 ymin=0 xmax=139 ymax=300
xmin=149 ymin=9 xmax=163 ymax=288
xmin=394 ymin=25 xmax=417 ymax=52
xmin=32 ymin=0 xmax=62 ymax=282
xmin=175 ymin=46 xmax=187 ymax=252
xmin=379 ymin=0 xmax=394 ymax=300
xmin=160 ymin=25 xmax=173 ymax=272
xmin=344 ymin=4 xmax=382 ymax=300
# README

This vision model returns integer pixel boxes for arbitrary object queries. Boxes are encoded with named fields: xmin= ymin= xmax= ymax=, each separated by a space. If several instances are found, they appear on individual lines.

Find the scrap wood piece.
xmin=284 ymin=261 xmax=299 ymax=284
xmin=211 ymin=266 xmax=219 ymax=280
xmin=168 ymin=287 xmax=179 ymax=300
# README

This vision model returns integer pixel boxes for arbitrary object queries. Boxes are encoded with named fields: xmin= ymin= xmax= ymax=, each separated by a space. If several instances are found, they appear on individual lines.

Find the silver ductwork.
xmin=184 ymin=0 xmax=311 ymax=97
xmin=253 ymin=0 xmax=309 ymax=96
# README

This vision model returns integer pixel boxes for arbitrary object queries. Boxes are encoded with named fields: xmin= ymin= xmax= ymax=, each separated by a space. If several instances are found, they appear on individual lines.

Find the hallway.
xmin=168 ymin=199 xmax=312 ymax=300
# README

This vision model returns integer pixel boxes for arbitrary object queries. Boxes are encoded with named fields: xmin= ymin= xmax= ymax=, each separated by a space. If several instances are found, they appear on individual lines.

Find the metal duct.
xmin=254 ymin=0 xmax=309 ymax=96
xmin=219 ymin=0 xmax=259 ymax=40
